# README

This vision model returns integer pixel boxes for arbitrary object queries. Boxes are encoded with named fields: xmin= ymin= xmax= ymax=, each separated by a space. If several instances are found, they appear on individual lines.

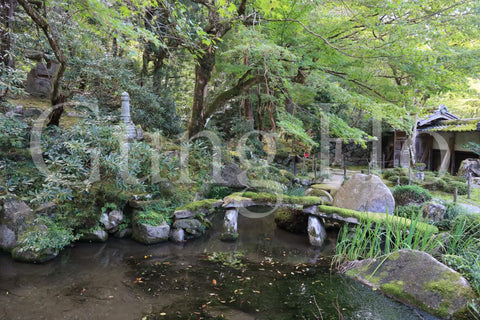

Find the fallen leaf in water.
xmin=212 ymin=279 xmax=217 ymax=286
xmin=160 ymin=312 xmax=166 ymax=316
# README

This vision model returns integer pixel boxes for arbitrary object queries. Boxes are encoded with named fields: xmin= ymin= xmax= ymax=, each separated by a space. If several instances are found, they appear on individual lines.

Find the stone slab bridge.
xmin=217 ymin=192 xmax=438 ymax=247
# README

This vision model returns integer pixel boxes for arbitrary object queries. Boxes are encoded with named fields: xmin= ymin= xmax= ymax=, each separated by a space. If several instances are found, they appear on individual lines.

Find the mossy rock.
xmin=11 ymin=245 xmax=58 ymax=263
xmin=175 ymin=199 xmax=220 ymax=212
xmin=310 ymin=183 xmax=339 ymax=196
xmin=392 ymin=185 xmax=432 ymax=206
xmin=345 ymin=250 xmax=478 ymax=319
xmin=273 ymin=208 xmax=308 ymax=234
xmin=223 ymin=192 xmax=325 ymax=208
xmin=317 ymin=205 xmax=438 ymax=234
xmin=78 ymin=227 xmax=108 ymax=242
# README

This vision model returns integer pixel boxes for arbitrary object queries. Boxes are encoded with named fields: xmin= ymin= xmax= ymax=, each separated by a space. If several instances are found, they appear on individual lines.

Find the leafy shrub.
xmin=0 ymin=67 xmax=26 ymax=98
xmin=443 ymin=212 xmax=480 ymax=295
xmin=18 ymin=217 xmax=78 ymax=252
xmin=444 ymin=203 xmax=467 ymax=221
xmin=383 ymin=168 xmax=409 ymax=179
xmin=205 ymin=185 xmax=236 ymax=199
xmin=445 ymin=181 xmax=468 ymax=195
xmin=285 ymin=186 xmax=306 ymax=197
xmin=135 ymin=210 xmax=169 ymax=226
xmin=394 ymin=205 xmax=422 ymax=219
xmin=136 ymin=200 xmax=174 ymax=226
xmin=387 ymin=174 xmax=400 ymax=184
xmin=392 ymin=185 xmax=432 ymax=206
xmin=0 ymin=115 xmax=29 ymax=150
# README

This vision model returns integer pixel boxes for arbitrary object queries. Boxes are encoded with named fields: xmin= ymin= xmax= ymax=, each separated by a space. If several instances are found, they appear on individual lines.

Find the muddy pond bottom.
xmin=0 ymin=214 xmax=437 ymax=320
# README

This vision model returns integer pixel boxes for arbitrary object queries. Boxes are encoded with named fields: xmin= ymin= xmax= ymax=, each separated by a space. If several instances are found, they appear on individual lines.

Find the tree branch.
xmin=204 ymin=71 xmax=265 ymax=118
xmin=264 ymin=18 xmax=361 ymax=58
xmin=324 ymin=69 xmax=398 ymax=103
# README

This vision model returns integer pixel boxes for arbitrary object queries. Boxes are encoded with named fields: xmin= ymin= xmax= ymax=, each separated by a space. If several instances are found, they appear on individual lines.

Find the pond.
xmin=0 ymin=213 xmax=438 ymax=320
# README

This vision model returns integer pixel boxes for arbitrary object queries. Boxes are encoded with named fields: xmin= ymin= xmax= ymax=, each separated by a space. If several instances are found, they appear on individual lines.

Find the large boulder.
xmin=422 ymin=202 xmax=446 ymax=223
xmin=0 ymin=225 xmax=17 ymax=252
xmin=333 ymin=174 xmax=395 ymax=214
xmin=100 ymin=210 xmax=124 ymax=233
xmin=173 ymin=218 xmax=202 ymax=230
xmin=169 ymin=228 xmax=185 ymax=243
xmin=11 ymin=246 xmax=58 ymax=263
xmin=0 ymin=198 xmax=35 ymax=252
xmin=1 ymin=198 xmax=35 ymax=233
xmin=458 ymin=158 xmax=480 ymax=178
xmin=132 ymin=222 xmax=170 ymax=244
xmin=216 ymin=163 xmax=247 ymax=188
xmin=346 ymin=249 xmax=478 ymax=319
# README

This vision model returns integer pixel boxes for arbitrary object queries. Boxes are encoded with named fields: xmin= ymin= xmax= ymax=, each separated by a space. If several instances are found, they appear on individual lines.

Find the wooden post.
xmin=382 ymin=153 xmax=386 ymax=170
xmin=343 ymin=154 xmax=347 ymax=180
xmin=314 ymin=158 xmax=317 ymax=179
xmin=318 ymin=152 xmax=322 ymax=178
xmin=408 ymin=165 xmax=412 ymax=185
xmin=454 ymin=187 xmax=458 ymax=204
xmin=468 ymin=173 xmax=472 ymax=199
xmin=293 ymin=158 xmax=297 ymax=177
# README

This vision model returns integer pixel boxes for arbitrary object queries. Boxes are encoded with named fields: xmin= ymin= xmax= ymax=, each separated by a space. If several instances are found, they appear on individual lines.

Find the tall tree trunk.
xmin=152 ymin=49 xmax=168 ymax=94
xmin=187 ymin=50 xmax=215 ymax=137
xmin=112 ymin=37 xmax=118 ymax=57
xmin=0 ymin=0 xmax=16 ymax=70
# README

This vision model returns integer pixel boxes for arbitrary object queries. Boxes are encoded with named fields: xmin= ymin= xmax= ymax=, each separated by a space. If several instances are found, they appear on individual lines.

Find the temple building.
xmin=385 ymin=105 xmax=480 ymax=175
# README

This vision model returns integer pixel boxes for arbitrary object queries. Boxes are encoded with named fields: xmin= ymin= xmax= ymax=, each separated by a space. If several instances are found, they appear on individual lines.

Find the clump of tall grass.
xmin=333 ymin=212 xmax=440 ymax=267
xmin=441 ymin=211 xmax=480 ymax=318
xmin=443 ymin=211 xmax=480 ymax=295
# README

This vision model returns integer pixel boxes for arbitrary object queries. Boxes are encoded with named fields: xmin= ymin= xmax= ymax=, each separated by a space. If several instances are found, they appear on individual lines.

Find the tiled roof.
xmin=418 ymin=118 xmax=480 ymax=132
xmin=417 ymin=105 xmax=459 ymax=127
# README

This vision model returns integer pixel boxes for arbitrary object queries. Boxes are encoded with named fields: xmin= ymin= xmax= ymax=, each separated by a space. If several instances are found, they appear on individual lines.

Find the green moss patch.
xmin=344 ymin=250 xmax=478 ymax=319
xmin=317 ymin=205 xmax=438 ymax=234
xmin=224 ymin=192 xmax=324 ymax=206
xmin=176 ymin=198 xmax=220 ymax=212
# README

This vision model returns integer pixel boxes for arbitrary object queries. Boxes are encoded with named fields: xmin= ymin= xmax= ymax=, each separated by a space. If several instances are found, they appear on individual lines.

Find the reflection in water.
xmin=0 ymin=213 xmax=437 ymax=320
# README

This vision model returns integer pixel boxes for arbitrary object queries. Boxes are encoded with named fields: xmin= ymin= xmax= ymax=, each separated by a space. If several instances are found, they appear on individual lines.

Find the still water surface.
xmin=0 ymin=214 xmax=438 ymax=320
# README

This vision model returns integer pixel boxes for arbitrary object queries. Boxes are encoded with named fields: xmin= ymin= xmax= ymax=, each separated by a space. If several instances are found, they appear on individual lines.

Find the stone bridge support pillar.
xmin=221 ymin=209 xmax=238 ymax=241
xmin=307 ymin=216 xmax=327 ymax=247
